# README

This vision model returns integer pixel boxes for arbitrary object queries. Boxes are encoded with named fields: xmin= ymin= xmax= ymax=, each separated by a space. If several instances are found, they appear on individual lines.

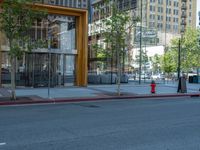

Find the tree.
xmin=102 ymin=3 xmax=138 ymax=95
xmin=90 ymin=0 xmax=139 ymax=95
xmin=135 ymin=49 xmax=148 ymax=66
xmin=0 ymin=0 xmax=46 ymax=100
xmin=169 ymin=27 xmax=200 ymax=75
xmin=160 ymin=50 xmax=177 ymax=79
xmin=150 ymin=54 xmax=161 ymax=74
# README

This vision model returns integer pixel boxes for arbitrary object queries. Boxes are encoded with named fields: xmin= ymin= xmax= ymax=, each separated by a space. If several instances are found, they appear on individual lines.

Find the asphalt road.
xmin=0 ymin=97 xmax=200 ymax=150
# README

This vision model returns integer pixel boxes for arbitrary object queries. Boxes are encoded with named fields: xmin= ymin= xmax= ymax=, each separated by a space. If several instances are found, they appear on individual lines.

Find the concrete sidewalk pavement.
xmin=0 ymin=81 xmax=200 ymax=105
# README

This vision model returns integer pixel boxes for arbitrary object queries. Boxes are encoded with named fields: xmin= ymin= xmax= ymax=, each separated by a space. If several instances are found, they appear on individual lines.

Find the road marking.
xmin=0 ymin=142 xmax=6 ymax=146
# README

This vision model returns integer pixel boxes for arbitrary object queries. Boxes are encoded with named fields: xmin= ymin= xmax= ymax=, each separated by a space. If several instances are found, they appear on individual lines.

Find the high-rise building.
xmin=137 ymin=0 xmax=197 ymax=46
xmin=0 ymin=0 xmax=88 ymax=87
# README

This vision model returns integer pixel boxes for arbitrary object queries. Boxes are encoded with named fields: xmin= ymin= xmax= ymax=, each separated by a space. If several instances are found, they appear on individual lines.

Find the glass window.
xmin=39 ymin=0 xmax=88 ymax=9
xmin=47 ymin=15 xmax=76 ymax=54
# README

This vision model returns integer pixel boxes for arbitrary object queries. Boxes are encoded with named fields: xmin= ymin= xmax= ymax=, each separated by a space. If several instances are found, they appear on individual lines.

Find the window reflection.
xmin=48 ymin=15 xmax=76 ymax=54
xmin=1 ymin=14 xmax=77 ymax=87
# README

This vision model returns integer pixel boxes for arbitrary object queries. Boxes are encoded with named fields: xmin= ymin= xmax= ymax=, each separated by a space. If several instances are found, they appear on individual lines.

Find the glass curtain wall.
xmin=1 ymin=14 xmax=77 ymax=87
xmin=36 ymin=0 xmax=88 ymax=9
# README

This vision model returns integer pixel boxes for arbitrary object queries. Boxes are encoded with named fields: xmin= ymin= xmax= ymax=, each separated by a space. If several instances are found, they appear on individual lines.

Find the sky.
xmin=197 ymin=0 xmax=200 ymax=27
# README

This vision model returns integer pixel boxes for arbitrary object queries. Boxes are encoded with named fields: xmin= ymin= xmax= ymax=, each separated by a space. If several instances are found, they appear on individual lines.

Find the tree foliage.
xmin=101 ymin=2 xmax=139 ymax=65
xmin=0 ymin=0 xmax=46 ymax=99
xmin=161 ymin=50 xmax=176 ymax=74
xmin=135 ymin=49 xmax=148 ymax=68
xmin=0 ymin=0 xmax=46 ymax=59
xmin=150 ymin=54 xmax=161 ymax=74
xmin=162 ymin=27 xmax=200 ymax=75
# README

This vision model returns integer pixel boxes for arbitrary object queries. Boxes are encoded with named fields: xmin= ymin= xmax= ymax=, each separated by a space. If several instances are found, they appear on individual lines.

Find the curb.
xmin=0 ymin=93 xmax=199 ymax=106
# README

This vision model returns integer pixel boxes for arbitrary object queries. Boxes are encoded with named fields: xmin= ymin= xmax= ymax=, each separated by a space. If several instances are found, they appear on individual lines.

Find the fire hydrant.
xmin=150 ymin=80 xmax=156 ymax=94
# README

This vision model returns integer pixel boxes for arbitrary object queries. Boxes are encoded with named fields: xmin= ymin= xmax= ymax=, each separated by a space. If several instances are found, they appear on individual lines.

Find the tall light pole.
xmin=139 ymin=0 xmax=142 ymax=84
xmin=178 ymin=0 xmax=187 ymax=80
xmin=177 ymin=38 xmax=181 ymax=79
xmin=177 ymin=0 xmax=187 ymax=93
xmin=47 ymin=18 xmax=52 ymax=99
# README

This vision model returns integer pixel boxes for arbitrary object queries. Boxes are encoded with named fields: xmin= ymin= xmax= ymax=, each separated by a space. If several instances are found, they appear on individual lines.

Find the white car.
xmin=151 ymin=74 xmax=165 ymax=80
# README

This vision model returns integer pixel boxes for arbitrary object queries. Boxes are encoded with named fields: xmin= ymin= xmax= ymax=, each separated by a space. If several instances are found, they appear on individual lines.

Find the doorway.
xmin=25 ymin=53 xmax=76 ymax=87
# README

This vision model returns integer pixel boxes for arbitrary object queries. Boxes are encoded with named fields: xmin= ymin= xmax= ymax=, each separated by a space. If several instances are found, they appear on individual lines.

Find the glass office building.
xmin=0 ymin=0 xmax=88 ymax=87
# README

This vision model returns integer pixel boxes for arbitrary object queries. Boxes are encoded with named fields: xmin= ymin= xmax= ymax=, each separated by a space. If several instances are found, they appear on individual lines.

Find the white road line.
xmin=0 ymin=142 xmax=6 ymax=146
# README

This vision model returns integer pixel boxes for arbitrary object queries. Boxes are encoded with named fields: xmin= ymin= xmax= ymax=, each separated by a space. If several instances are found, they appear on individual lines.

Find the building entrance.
xmin=25 ymin=53 xmax=76 ymax=87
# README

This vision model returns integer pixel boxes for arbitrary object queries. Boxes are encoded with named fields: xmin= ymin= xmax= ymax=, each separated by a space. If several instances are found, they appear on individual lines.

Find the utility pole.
xmin=139 ymin=0 xmax=142 ymax=84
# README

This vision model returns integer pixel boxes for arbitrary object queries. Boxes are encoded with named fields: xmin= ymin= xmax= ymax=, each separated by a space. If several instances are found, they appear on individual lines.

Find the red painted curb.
xmin=0 ymin=93 xmax=199 ymax=106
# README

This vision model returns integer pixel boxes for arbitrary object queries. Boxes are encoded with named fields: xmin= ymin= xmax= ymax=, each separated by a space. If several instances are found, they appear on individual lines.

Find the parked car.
xmin=143 ymin=74 xmax=151 ymax=79
xmin=151 ymin=74 xmax=165 ymax=80
xmin=127 ymin=73 xmax=136 ymax=79
xmin=136 ymin=74 xmax=151 ymax=79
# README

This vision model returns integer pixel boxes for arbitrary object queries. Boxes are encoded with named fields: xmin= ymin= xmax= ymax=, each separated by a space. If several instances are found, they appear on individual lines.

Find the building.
xmin=88 ymin=0 xmax=197 ymax=76
xmin=130 ymin=0 xmax=197 ymax=73
xmin=0 ymin=0 xmax=88 ymax=87
xmin=137 ymin=0 xmax=197 ymax=46
xmin=88 ymin=0 xmax=137 ymax=73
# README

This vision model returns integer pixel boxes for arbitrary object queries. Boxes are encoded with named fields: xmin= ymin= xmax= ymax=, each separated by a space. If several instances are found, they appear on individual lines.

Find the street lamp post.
xmin=139 ymin=0 xmax=142 ymax=84
xmin=177 ymin=38 xmax=181 ymax=79
xmin=177 ymin=0 xmax=187 ymax=80
xmin=116 ymin=25 xmax=121 ymax=96
xmin=116 ymin=34 xmax=121 ymax=96
xmin=177 ymin=0 xmax=187 ymax=93
xmin=47 ymin=19 xmax=52 ymax=99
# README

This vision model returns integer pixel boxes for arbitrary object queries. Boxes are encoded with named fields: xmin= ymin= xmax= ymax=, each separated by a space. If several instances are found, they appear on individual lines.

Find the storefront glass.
xmin=1 ymin=14 xmax=77 ymax=87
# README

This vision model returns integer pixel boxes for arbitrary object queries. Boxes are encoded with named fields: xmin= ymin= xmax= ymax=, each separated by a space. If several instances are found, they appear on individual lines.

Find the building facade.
xmin=137 ymin=0 xmax=197 ymax=46
xmin=0 ymin=0 xmax=88 ymax=87
xmin=88 ymin=0 xmax=197 ymax=77
xmin=88 ymin=0 xmax=137 ymax=74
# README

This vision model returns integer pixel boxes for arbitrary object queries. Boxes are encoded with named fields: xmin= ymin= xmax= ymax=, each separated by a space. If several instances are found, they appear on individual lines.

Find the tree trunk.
xmin=10 ymin=57 xmax=16 ymax=100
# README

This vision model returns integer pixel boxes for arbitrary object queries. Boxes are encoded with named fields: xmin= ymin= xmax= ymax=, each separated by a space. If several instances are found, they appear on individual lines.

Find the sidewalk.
xmin=0 ymin=81 xmax=200 ymax=105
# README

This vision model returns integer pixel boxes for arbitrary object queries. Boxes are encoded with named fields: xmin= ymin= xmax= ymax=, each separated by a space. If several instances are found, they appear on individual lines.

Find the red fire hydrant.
xmin=150 ymin=80 xmax=156 ymax=94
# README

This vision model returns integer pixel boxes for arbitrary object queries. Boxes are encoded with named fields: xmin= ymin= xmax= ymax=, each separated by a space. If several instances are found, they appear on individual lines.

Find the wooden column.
xmin=75 ymin=11 xmax=88 ymax=86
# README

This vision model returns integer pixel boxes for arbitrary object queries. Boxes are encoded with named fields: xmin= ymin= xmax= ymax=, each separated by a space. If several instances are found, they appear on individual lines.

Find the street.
xmin=0 ymin=98 xmax=200 ymax=150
